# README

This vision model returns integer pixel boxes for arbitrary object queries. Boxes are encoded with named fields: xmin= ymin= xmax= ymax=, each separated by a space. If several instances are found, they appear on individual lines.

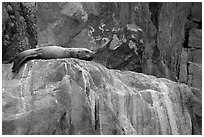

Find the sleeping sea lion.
xmin=5 ymin=46 xmax=96 ymax=73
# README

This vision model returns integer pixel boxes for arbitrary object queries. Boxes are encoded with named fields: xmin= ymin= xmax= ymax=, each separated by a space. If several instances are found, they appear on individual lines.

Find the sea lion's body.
xmin=34 ymin=46 xmax=95 ymax=59
xmin=8 ymin=46 xmax=95 ymax=73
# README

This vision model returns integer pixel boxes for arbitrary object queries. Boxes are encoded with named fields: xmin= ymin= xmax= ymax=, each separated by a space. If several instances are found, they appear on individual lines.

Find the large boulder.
xmin=37 ymin=2 xmax=100 ymax=49
xmin=2 ymin=59 xmax=201 ymax=135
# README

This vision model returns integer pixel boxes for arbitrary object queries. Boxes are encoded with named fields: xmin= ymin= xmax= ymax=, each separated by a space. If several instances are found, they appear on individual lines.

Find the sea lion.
xmin=6 ymin=46 xmax=95 ymax=73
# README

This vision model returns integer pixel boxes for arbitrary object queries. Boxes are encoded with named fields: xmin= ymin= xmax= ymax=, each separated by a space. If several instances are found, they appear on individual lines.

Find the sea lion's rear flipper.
xmin=12 ymin=48 xmax=42 ymax=73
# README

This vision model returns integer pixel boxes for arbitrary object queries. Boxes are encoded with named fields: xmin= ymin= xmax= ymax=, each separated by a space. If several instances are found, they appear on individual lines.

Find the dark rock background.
xmin=2 ymin=2 xmax=202 ymax=135
xmin=2 ymin=2 xmax=37 ymax=61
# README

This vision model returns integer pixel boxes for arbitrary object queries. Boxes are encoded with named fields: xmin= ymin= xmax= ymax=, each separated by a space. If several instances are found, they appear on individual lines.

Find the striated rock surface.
xmin=157 ymin=3 xmax=191 ymax=80
xmin=2 ymin=59 xmax=201 ymax=135
xmin=36 ymin=2 xmax=158 ymax=75
xmin=179 ymin=28 xmax=202 ymax=90
xmin=187 ymin=29 xmax=202 ymax=90
xmin=2 ymin=2 xmax=202 ymax=135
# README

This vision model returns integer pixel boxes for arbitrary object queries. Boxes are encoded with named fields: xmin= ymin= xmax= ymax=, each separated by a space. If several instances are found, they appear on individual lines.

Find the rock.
xmin=2 ymin=58 xmax=201 ymax=135
xmin=60 ymin=2 xmax=88 ymax=23
xmin=2 ymin=2 xmax=37 ymax=61
xmin=188 ymin=49 xmax=202 ymax=64
xmin=37 ymin=3 xmax=82 ymax=47
xmin=188 ymin=62 xmax=202 ymax=90
xmin=179 ymin=28 xmax=202 ymax=91
xmin=157 ymin=3 xmax=191 ymax=78
xmin=2 ymin=2 xmax=182 ymax=81
xmin=37 ymin=2 xmax=99 ymax=48
xmin=36 ymin=2 xmax=100 ymax=50
xmin=90 ymin=23 xmax=146 ymax=73
xmin=2 ymin=3 xmax=202 ymax=134
xmin=109 ymin=34 xmax=121 ymax=50
xmin=190 ymin=2 xmax=202 ymax=22
xmin=69 ymin=29 xmax=97 ymax=50
xmin=179 ymin=48 xmax=188 ymax=83
xmin=188 ymin=29 xmax=202 ymax=48
xmin=81 ymin=2 xmax=100 ymax=16
xmin=2 ymin=5 xmax=9 ymax=26
xmin=187 ymin=74 xmax=193 ymax=86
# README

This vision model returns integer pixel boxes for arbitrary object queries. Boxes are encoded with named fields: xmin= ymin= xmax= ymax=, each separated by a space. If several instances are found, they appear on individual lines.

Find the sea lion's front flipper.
xmin=12 ymin=48 xmax=42 ymax=73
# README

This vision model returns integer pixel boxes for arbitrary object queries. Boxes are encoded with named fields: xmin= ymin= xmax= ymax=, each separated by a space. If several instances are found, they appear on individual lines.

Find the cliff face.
xmin=2 ymin=2 xmax=37 ymax=61
xmin=2 ymin=2 xmax=202 ymax=135
xmin=2 ymin=59 xmax=201 ymax=135
xmin=2 ymin=2 xmax=202 ymax=89
xmin=35 ymin=2 xmax=202 ymax=90
xmin=156 ymin=3 xmax=202 ymax=90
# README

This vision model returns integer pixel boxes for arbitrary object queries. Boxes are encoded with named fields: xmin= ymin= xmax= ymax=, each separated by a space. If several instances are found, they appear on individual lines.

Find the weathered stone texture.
xmin=157 ymin=3 xmax=191 ymax=78
xmin=2 ymin=2 xmax=202 ymax=135
xmin=36 ymin=2 xmax=98 ymax=48
xmin=188 ymin=62 xmax=202 ymax=90
xmin=2 ymin=59 xmax=201 ymax=135
xmin=179 ymin=28 xmax=202 ymax=90
xmin=188 ymin=29 xmax=202 ymax=48
xmin=2 ymin=2 xmax=37 ymax=61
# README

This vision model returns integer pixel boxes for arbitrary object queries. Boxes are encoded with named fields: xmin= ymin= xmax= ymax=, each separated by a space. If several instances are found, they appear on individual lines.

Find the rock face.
xmin=37 ymin=2 xmax=94 ymax=48
xmin=2 ymin=2 xmax=202 ymax=86
xmin=36 ymin=2 xmax=149 ymax=74
xmin=2 ymin=59 xmax=201 ymax=135
xmin=2 ymin=2 xmax=202 ymax=135
xmin=157 ymin=3 xmax=191 ymax=78
xmin=35 ymin=2 xmax=202 ymax=86
xmin=2 ymin=2 xmax=37 ymax=61
xmin=179 ymin=28 xmax=202 ymax=90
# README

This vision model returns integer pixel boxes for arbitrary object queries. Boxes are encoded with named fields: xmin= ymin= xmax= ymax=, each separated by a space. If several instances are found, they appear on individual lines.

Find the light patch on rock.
xmin=60 ymin=2 xmax=88 ymax=23
xmin=126 ymin=24 xmax=143 ymax=33
xmin=109 ymin=34 xmax=121 ymax=50
xmin=128 ymin=40 xmax=137 ymax=53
